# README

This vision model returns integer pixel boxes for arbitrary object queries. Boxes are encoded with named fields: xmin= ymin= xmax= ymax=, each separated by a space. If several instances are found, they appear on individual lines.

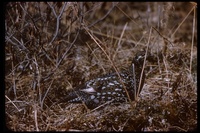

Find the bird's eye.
xmin=136 ymin=55 xmax=144 ymax=61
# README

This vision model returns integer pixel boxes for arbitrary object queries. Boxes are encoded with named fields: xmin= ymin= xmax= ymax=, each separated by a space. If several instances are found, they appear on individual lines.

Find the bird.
xmin=64 ymin=51 xmax=147 ymax=109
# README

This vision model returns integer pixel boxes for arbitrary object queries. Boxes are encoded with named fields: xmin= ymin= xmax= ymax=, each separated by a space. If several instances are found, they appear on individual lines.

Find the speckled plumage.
xmin=65 ymin=51 xmax=146 ymax=109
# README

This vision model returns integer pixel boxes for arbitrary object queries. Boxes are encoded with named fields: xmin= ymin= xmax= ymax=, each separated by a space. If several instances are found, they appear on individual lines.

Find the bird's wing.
xmin=79 ymin=77 xmax=105 ymax=95
xmin=80 ymin=86 xmax=96 ymax=94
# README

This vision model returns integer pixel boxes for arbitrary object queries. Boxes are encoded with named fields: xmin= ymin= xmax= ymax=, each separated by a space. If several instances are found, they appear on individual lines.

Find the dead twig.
xmin=47 ymin=2 xmax=67 ymax=45
xmin=88 ymin=2 xmax=118 ymax=28
xmin=5 ymin=95 xmax=21 ymax=112
xmin=190 ymin=5 xmax=196 ymax=73
xmin=136 ymin=27 xmax=150 ymax=100
xmin=171 ymin=4 xmax=196 ymax=37
xmin=33 ymin=103 xmax=39 ymax=131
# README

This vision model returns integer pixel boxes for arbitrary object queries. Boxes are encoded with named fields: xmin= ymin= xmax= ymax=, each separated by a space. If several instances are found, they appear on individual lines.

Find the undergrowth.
xmin=5 ymin=2 xmax=197 ymax=131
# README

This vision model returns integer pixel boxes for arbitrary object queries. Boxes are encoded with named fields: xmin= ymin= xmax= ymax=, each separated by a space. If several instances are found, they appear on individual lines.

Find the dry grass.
xmin=5 ymin=2 xmax=197 ymax=131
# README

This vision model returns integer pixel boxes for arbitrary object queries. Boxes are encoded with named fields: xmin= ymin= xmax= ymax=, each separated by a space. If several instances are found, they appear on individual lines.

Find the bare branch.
xmin=47 ymin=2 xmax=68 ymax=45
xmin=88 ymin=2 xmax=118 ymax=28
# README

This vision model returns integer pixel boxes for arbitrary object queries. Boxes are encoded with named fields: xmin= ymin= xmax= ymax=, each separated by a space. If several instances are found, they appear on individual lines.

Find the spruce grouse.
xmin=65 ymin=51 xmax=147 ymax=109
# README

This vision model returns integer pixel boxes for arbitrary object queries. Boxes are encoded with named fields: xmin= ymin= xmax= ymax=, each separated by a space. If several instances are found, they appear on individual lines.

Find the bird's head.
xmin=132 ymin=51 xmax=147 ymax=67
